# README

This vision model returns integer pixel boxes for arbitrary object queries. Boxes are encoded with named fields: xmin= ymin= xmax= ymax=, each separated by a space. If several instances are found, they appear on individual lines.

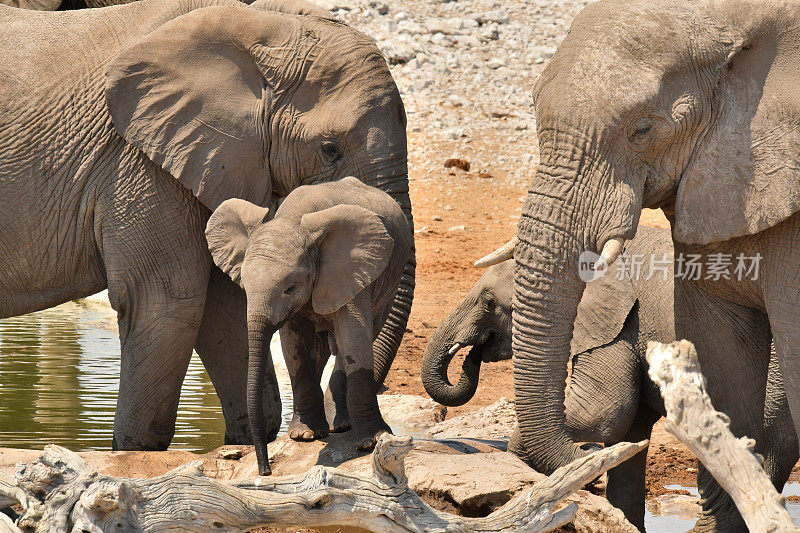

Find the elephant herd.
xmin=2 ymin=0 xmax=799 ymax=531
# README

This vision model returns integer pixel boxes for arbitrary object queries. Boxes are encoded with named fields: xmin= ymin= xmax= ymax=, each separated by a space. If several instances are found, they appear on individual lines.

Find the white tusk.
xmin=448 ymin=342 xmax=465 ymax=356
xmin=474 ymin=237 xmax=519 ymax=268
xmin=593 ymin=238 xmax=625 ymax=272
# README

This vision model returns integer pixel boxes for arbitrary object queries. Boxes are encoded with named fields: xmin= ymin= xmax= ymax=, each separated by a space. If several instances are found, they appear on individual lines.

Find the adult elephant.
xmin=0 ymin=0 xmax=414 ymax=452
xmin=478 ymin=0 xmax=800 ymax=530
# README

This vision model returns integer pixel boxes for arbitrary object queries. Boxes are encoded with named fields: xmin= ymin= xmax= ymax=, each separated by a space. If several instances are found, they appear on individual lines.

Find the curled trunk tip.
xmin=422 ymin=335 xmax=482 ymax=407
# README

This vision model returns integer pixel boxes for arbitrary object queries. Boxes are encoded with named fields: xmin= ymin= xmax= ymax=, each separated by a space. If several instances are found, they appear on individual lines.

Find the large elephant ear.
xmin=105 ymin=6 xmax=309 ymax=212
xmin=206 ymin=199 xmax=270 ymax=287
xmin=674 ymin=14 xmax=800 ymax=244
xmin=571 ymin=258 xmax=636 ymax=356
xmin=301 ymin=204 xmax=393 ymax=315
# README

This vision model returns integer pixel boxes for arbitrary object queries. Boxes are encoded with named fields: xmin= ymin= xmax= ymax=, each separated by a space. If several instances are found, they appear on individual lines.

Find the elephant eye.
xmin=284 ymin=283 xmax=296 ymax=295
xmin=630 ymin=119 xmax=653 ymax=143
xmin=320 ymin=140 xmax=343 ymax=164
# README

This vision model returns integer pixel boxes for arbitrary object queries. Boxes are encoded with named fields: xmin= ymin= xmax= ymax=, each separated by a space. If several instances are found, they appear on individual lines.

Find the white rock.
xmin=477 ymin=10 xmax=509 ymax=25
xmin=380 ymin=40 xmax=417 ymax=65
xmin=486 ymin=57 xmax=506 ymax=69
xmin=377 ymin=394 xmax=447 ymax=428
xmin=397 ymin=20 xmax=424 ymax=34
xmin=425 ymin=18 xmax=454 ymax=35
xmin=314 ymin=0 xmax=354 ymax=11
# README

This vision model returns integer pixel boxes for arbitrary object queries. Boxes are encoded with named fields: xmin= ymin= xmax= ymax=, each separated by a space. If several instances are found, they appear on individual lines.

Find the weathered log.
xmin=0 ymin=435 xmax=647 ymax=532
xmin=646 ymin=340 xmax=798 ymax=532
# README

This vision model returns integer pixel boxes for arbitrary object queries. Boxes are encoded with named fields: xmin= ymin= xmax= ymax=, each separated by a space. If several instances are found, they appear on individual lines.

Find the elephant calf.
xmin=422 ymin=226 xmax=797 ymax=530
xmin=207 ymin=177 xmax=411 ymax=475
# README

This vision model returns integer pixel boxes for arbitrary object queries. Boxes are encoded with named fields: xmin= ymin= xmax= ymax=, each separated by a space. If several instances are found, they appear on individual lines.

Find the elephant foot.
xmin=224 ymin=433 xmax=253 ymax=446
xmin=354 ymin=421 xmax=393 ymax=452
xmin=288 ymin=411 xmax=329 ymax=442
xmin=324 ymin=382 xmax=351 ymax=433
xmin=112 ymin=433 xmax=170 ymax=452
xmin=326 ymin=401 xmax=352 ymax=433
xmin=325 ymin=370 xmax=351 ymax=433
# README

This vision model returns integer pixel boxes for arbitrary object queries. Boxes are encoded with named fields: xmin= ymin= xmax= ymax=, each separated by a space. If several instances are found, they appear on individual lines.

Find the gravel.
xmin=326 ymin=0 xmax=594 ymax=184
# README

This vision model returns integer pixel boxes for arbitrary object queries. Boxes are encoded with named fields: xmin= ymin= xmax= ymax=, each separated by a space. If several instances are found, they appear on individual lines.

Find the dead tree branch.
xmin=646 ymin=340 xmax=798 ymax=532
xmin=0 ymin=435 xmax=646 ymax=532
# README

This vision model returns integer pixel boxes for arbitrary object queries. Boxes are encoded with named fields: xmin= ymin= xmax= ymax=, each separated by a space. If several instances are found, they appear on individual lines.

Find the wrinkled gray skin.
xmin=0 ymin=0 xmax=413 ymax=452
xmin=508 ymin=1 xmax=800 ymax=530
xmin=0 ymin=0 xmax=118 ymax=9
xmin=2 ymin=0 xmax=325 ymax=13
xmin=206 ymin=177 xmax=412 ymax=476
xmin=424 ymin=227 xmax=798 ymax=530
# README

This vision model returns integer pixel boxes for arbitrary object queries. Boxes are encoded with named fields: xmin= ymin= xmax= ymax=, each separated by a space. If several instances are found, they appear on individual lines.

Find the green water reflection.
xmin=0 ymin=297 xmax=290 ymax=452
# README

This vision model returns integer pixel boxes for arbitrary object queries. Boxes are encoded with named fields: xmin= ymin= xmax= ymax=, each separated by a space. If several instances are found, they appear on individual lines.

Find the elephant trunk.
xmin=422 ymin=295 xmax=482 ymax=406
xmin=512 ymin=138 xmax=638 ymax=474
xmin=363 ymin=163 xmax=414 ymax=388
xmin=247 ymin=315 xmax=278 ymax=476
xmin=513 ymin=216 xmax=587 ymax=473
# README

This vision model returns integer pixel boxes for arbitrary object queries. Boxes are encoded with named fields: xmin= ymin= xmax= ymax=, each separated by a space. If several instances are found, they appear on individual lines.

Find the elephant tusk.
xmin=474 ymin=237 xmax=519 ymax=268
xmin=593 ymin=238 xmax=625 ymax=272
xmin=448 ymin=342 xmax=465 ymax=356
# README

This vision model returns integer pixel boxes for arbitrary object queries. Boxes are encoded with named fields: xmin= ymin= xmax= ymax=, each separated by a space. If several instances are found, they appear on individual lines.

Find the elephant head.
xmin=422 ymin=259 xmax=514 ymax=406
xmin=104 ymin=3 xmax=413 ymax=391
xmin=422 ymin=256 xmax=637 ymax=408
xmin=479 ymin=0 xmax=800 ymax=474
xmin=205 ymin=179 xmax=398 ymax=475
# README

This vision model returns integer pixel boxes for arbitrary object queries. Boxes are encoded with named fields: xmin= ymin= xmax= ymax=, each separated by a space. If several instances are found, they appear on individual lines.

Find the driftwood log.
xmin=0 ymin=434 xmax=646 ymax=532
xmin=646 ymin=340 xmax=799 ymax=532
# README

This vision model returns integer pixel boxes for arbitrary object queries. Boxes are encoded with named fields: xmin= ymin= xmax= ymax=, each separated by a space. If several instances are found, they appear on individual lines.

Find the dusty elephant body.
xmin=0 ymin=0 xmax=125 ymax=9
xmin=207 ymin=177 xmax=412 ymax=475
xmin=471 ymin=1 xmax=800 ymax=530
xmin=423 ymin=226 xmax=798 ymax=529
xmin=0 ymin=0 xmax=413 ymax=451
xmin=1 ymin=0 xmax=327 ymax=13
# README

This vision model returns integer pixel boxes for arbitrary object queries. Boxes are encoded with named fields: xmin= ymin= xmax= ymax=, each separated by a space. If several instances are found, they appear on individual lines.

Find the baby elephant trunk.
xmin=247 ymin=317 xmax=279 ymax=476
xmin=421 ymin=304 xmax=482 ymax=407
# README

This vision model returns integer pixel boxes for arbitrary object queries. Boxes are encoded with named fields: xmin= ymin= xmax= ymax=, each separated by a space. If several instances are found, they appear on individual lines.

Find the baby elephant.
xmin=422 ymin=226 xmax=797 ymax=531
xmin=207 ymin=177 xmax=412 ymax=475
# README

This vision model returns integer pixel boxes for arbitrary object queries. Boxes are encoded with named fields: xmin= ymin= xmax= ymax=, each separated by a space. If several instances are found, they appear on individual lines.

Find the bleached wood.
xmin=646 ymin=340 xmax=799 ymax=532
xmin=0 ymin=435 xmax=646 ymax=532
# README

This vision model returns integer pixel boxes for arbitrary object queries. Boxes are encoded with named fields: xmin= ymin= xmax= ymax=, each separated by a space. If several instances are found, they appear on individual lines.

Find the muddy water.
xmin=648 ymin=483 xmax=800 ymax=531
xmin=0 ymin=293 xmax=297 ymax=452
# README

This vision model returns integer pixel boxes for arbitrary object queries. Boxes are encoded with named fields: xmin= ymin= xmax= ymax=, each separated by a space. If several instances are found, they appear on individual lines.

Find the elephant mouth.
xmin=450 ymin=330 xmax=509 ymax=365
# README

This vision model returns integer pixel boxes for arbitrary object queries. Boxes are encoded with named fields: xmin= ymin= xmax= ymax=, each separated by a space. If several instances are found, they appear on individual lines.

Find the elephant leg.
xmin=313 ymin=331 xmax=351 ymax=433
xmin=103 ymin=200 xmax=211 ymax=450
xmin=761 ymin=227 xmax=800 ymax=474
xmin=325 ymin=347 xmax=351 ymax=433
xmin=606 ymin=405 xmax=659 ymax=533
xmin=194 ymin=266 xmax=281 ymax=445
xmin=762 ymin=352 xmax=798 ymax=492
xmin=333 ymin=290 xmax=391 ymax=451
xmin=565 ymin=307 xmax=642 ymax=445
xmin=676 ymin=280 xmax=771 ymax=533
xmin=281 ymin=317 xmax=328 ymax=441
